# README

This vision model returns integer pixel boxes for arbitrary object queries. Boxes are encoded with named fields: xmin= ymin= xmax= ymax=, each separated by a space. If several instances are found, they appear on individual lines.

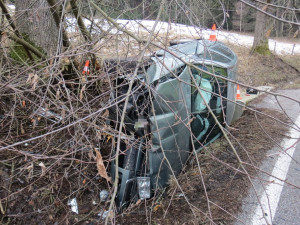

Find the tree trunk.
xmin=251 ymin=0 xmax=271 ymax=55
xmin=275 ymin=6 xmax=282 ymax=37
xmin=15 ymin=0 xmax=59 ymax=57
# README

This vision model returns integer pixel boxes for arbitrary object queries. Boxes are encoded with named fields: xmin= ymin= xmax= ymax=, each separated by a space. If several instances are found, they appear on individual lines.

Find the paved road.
xmin=235 ymin=89 xmax=300 ymax=225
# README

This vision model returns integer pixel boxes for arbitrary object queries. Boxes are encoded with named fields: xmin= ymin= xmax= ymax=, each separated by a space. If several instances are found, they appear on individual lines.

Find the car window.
xmin=199 ymin=50 xmax=231 ymax=64
xmin=211 ymin=45 xmax=235 ymax=59
xmin=191 ymin=64 xmax=228 ymax=78
xmin=190 ymin=64 xmax=228 ymax=146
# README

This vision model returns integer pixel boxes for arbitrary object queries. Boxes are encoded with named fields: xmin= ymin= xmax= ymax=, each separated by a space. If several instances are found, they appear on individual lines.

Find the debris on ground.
xmin=99 ymin=190 xmax=109 ymax=202
xmin=68 ymin=198 xmax=79 ymax=214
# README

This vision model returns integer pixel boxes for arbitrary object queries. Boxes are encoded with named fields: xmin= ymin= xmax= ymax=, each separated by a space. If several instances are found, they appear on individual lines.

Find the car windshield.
xmin=199 ymin=50 xmax=232 ymax=64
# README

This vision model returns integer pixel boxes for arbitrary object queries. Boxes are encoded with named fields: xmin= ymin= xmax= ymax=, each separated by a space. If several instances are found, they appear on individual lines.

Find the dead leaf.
xmin=26 ymin=163 xmax=33 ymax=171
xmin=106 ymin=135 xmax=112 ymax=143
xmin=81 ymin=75 xmax=87 ymax=84
xmin=1 ymin=32 xmax=9 ymax=47
xmin=31 ymin=119 xmax=37 ymax=129
xmin=38 ymin=162 xmax=46 ymax=177
xmin=102 ymin=109 xmax=109 ymax=118
xmin=28 ymin=200 xmax=35 ymax=206
xmin=27 ymin=73 xmax=39 ymax=90
xmin=153 ymin=204 xmax=162 ymax=212
xmin=262 ymin=5 xmax=268 ymax=11
xmin=26 ymin=73 xmax=34 ymax=84
xmin=44 ymin=68 xmax=50 ymax=78
xmin=79 ymin=85 xmax=86 ymax=101
xmin=95 ymin=148 xmax=111 ymax=183
xmin=31 ymin=74 xmax=39 ymax=90
xmin=135 ymin=199 xmax=142 ymax=206
xmin=88 ymin=150 xmax=96 ymax=161
xmin=56 ymin=89 xmax=60 ymax=100
xmin=54 ymin=200 xmax=60 ymax=206
xmin=62 ymin=57 xmax=70 ymax=66
xmin=20 ymin=124 xmax=25 ymax=134
xmin=26 ymin=163 xmax=34 ymax=181
xmin=0 ymin=198 xmax=4 ymax=214
xmin=293 ymin=30 xmax=299 ymax=38
xmin=266 ymin=29 xmax=272 ymax=38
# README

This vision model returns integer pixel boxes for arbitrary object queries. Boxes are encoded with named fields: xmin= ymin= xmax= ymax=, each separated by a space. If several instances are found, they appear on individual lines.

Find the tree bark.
xmin=70 ymin=0 xmax=92 ymax=42
xmin=251 ymin=0 xmax=272 ymax=55
xmin=15 ymin=0 xmax=59 ymax=57
xmin=0 ymin=0 xmax=16 ymax=32
xmin=47 ymin=0 xmax=70 ymax=49
xmin=7 ymin=32 xmax=45 ymax=58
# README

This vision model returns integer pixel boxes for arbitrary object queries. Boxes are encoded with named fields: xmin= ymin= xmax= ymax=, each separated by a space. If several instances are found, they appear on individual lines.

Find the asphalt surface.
xmin=235 ymin=89 xmax=300 ymax=225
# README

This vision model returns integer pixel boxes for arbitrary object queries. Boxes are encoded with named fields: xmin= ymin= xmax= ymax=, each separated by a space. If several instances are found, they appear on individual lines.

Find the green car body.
xmin=109 ymin=39 xmax=238 ymax=209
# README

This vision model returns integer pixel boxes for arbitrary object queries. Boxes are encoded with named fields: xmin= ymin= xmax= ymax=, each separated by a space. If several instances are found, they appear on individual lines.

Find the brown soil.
xmin=0 ymin=68 xmax=113 ymax=224
xmin=0 ymin=130 xmax=112 ymax=225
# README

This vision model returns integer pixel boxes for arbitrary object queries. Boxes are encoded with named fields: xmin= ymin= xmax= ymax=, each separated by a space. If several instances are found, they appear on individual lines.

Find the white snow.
xmin=7 ymin=4 xmax=15 ymax=11
xmin=5 ymin=3 xmax=300 ymax=55
xmin=116 ymin=19 xmax=300 ymax=55
xmin=60 ymin=17 xmax=300 ymax=55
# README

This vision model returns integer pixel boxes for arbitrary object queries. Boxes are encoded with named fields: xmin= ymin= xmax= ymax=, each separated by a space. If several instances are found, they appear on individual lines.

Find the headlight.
xmin=137 ymin=177 xmax=151 ymax=199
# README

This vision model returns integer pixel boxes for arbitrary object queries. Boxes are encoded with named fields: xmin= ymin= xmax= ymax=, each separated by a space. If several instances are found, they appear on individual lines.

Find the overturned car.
xmin=107 ymin=39 xmax=238 ymax=210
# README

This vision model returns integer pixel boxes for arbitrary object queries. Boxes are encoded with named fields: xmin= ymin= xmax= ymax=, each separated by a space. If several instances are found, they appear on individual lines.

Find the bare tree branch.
xmin=46 ymin=0 xmax=71 ymax=48
xmin=0 ymin=0 xmax=16 ymax=31
xmin=6 ymin=32 xmax=45 ymax=59
xmin=0 ymin=0 xmax=34 ymax=60
xmin=70 ymin=0 xmax=92 ymax=42
xmin=240 ymin=0 xmax=300 ymax=26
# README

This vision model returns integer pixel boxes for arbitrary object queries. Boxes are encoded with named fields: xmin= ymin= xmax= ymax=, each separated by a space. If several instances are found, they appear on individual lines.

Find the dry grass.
xmin=279 ymin=55 xmax=300 ymax=71
xmin=282 ymin=77 xmax=300 ymax=89
xmin=226 ymin=43 xmax=300 ymax=88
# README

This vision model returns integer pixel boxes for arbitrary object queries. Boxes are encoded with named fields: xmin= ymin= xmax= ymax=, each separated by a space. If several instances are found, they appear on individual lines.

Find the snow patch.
xmin=65 ymin=18 xmax=300 ymax=55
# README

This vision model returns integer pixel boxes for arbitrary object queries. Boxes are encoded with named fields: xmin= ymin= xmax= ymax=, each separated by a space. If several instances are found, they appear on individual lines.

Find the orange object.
xmin=208 ymin=24 xmax=217 ymax=41
xmin=236 ymin=84 xmax=242 ymax=100
xmin=22 ymin=100 xmax=26 ymax=108
xmin=82 ymin=60 xmax=90 ymax=75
